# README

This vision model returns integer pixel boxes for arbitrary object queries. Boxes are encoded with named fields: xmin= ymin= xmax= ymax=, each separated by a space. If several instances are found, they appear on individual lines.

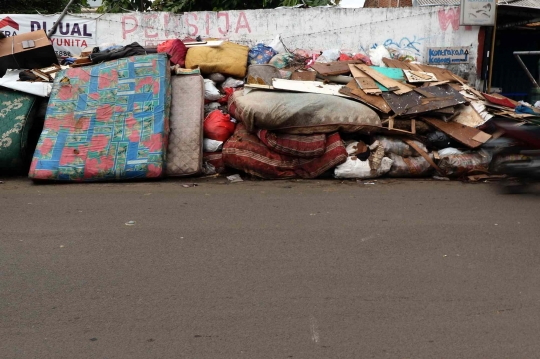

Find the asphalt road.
xmin=1 ymin=177 xmax=540 ymax=358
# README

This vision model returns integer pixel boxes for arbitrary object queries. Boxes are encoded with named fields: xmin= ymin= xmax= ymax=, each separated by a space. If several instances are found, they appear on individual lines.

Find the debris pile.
xmin=1 ymin=30 xmax=538 ymax=182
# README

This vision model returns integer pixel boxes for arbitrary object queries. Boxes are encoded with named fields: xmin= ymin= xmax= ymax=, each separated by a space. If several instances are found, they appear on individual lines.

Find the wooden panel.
xmin=355 ymin=64 xmax=412 ymax=95
xmin=382 ymin=57 xmax=411 ymax=70
xmin=291 ymin=71 xmax=317 ymax=81
xmin=421 ymin=117 xmax=492 ymax=149
xmin=310 ymin=60 xmax=362 ymax=76
xmin=382 ymin=84 xmax=467 ymax=116
xmin=341 ymin=80 xmax=391 ymax=113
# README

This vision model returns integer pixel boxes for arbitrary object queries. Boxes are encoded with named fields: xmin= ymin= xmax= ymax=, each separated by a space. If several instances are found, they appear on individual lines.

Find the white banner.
xmin=0 ymin=14 xmax=97 ymax=57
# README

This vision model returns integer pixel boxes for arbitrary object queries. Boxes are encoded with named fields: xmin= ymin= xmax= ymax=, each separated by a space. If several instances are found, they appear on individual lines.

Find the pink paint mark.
xmin=122 ymin=15 xmax=138 ymax=40
xmin=218 ymin=12 xmax=230 ymax=36
xmin=186 ymin=13 xmax=198 ymax=36
xmin=205 ymin=13 xmax=210 ymax=36
xmin=235 ymin=11 xmax=251 ymax=34
xmin=438 ymin=7 xmax=460 ymax=31
xmin=144 ymin=14 xmax=158 ymax=38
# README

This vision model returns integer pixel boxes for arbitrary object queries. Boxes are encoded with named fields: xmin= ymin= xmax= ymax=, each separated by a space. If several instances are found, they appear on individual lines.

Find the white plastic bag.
xmin=368 ymin=45 xmax=391 ymax=67
xmin=203 ymin=138 xmax=223 ymax=152
xmin=222 ymin=77 xmax=244 ymax=89
xmin=204 ymin=79 xmax=221 ymax=101
xmin=374 ymin=136 xmax=427 ymax=157
xmin=204 ymin=102 xmax=221 ymax=117
xmin=334 ymin=156 xmax=393 ymax=179
xmin=267 ymin=35 xmax=285 ymax=54
xmin=320 ymin=49 xmax=340 ymax=61
xmin=438 ymin=147 xmax=464 ymax=157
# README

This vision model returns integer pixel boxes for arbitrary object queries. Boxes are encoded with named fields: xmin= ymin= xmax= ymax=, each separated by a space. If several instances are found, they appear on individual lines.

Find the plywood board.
xmin=382 ymin=58 xmax=411 ymax=70
xmin=404 ymin=69 xmax=437 ymax=83
xmin=383 ymin=84 xmax=467 ymax=116
xmin=291 ymin=71 xmax=317 ymax=81
xmin=272 ymin=79 xmax=346 ymax=97
xmin=310 ymin=60 xmax=361 ymax=76
xmin=421 ymin=117 xmax=492 ymax=148
xmin=417 ymin=64 xmax=467 ymax=84
xmin=356 ymin=64 xmax=412 ymax=95
xmin=342 ymin=80 xmax=391 ymax=113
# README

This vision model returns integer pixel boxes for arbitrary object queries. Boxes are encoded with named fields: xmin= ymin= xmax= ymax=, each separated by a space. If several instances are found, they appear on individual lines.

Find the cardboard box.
xmin=0 ymin=30 xmax=58 ymax=74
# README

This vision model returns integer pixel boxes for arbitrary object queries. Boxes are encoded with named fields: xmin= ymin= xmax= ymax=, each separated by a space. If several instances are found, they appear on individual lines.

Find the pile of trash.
xmin=1 ymin=30 xmax=538 ymax=182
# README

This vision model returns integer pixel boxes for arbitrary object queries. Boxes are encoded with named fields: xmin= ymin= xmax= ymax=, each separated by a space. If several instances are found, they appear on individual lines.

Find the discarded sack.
xmin=229 ymin=90 xmax=381 ymax=134
xmin=388 ymin=153 xmax=433 ymax=177
xmin=203 ymin=152 xmax=226 ymax=174
xmin=204 ymin=79 xmax=222 ymax=101
xmin=438 ymin=152 xmax=491 ymax=177
xmin=203 ymin=110 xmax=236 ymax=142
xmin=185 ymin=41 xmax=249 ymax=78
xmin=248 ymin=43 xmax=277 ymax=65
xmin=157 ymin=39 xmax=188 ymax=67
xmin=268 ymin=53 xmax=294 ymax=69
xmin=334 ymin=156 xmax=392 ymax=179
xmin=374 ymin=136 xmax=428 ymax=157
xmin=203 ymin=139 xmax=223 ymax=152
xmin=257 ymin=130 xmax=326 ymax=158
xmin=426 ymin=131 xmax=452 ymax=149
xmin=222 ymin=77 xmax=245 ymax=89
xmin=223 ymin=124 xmax=347 ymax=179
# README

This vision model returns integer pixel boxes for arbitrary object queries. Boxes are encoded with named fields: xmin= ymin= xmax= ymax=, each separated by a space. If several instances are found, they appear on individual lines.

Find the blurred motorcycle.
xmin=488 ymin=122 xmax=540 ymax=193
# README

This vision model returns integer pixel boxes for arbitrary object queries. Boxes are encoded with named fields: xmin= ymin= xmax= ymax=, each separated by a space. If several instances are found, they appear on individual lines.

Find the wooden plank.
xmin=343 ymin=80 xmax=391 ymax=113
xmin=421 ymin=117 xmax=492 ymax=148
xmin=414 ymin=88 xmax=436 ymax=98
xmin=356 ymin=64 xmax=412 ymax=95
xmin=291 ymin=71 xmax=317 ymax=81
xmin=310 ymin=60 xmax=362 ymax=76
xmin=356 ymin=77 xmax=379 ymax=89
xmin=272 ymin=79 xmax=346 ymax=97
xmin=382 ymin=57 xmax=411 ymax=70
xmin=415 ymin=64 xmax=467 ymax=84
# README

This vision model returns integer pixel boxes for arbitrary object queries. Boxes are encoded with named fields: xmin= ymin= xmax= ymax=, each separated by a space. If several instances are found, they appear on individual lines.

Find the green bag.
xmin=0 ymin=88 xmax=37 ymax=173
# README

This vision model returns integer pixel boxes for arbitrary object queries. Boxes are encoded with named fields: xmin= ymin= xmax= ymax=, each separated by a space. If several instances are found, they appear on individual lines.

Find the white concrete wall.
xmin=88 ymin=6 xmax=480 ymax=82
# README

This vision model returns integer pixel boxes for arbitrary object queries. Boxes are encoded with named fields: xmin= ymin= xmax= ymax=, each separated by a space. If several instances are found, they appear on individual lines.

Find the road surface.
xmin=1 ymin=178 xmax=540 ymax=358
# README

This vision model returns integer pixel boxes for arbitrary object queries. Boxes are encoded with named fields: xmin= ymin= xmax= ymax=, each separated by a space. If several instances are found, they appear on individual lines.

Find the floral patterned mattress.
xmin=29 ymin=54 xmax=171 ymax=181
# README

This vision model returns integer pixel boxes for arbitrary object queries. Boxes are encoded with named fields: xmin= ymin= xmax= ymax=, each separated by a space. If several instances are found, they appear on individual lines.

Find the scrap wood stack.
xmin=2 ymin=30 xmax=540 ymax=182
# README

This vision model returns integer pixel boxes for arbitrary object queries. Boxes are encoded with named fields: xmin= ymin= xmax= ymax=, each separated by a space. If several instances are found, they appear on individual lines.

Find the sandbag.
xmin=203 ymin=110 xmax=236 ymax=142
xmin=185 ymin=41 xmax=249 ymax=78
xmin=257 ymin=130 xmax=326 ymax=158
xmin=438 ymin=152 xmax=491 ymax=177
xmin=374 ymin=136 xmax=427 ymax=157
xmin=223 ymin=123 xmax=347 ymax=179
xmin=229 ymin=90 xmax=381 ymax=134
xmin=334 ymin=156 xmax=392 ymax=179
xmin=157 ymin=39 xmax=187 ymax=67
xmin=388 ymin=153 xmax=433 ymax=177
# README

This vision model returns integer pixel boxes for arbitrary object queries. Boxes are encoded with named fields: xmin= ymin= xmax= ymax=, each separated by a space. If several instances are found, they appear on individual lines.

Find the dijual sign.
xmin=0 ymin=14 xmax=97 ymax=57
